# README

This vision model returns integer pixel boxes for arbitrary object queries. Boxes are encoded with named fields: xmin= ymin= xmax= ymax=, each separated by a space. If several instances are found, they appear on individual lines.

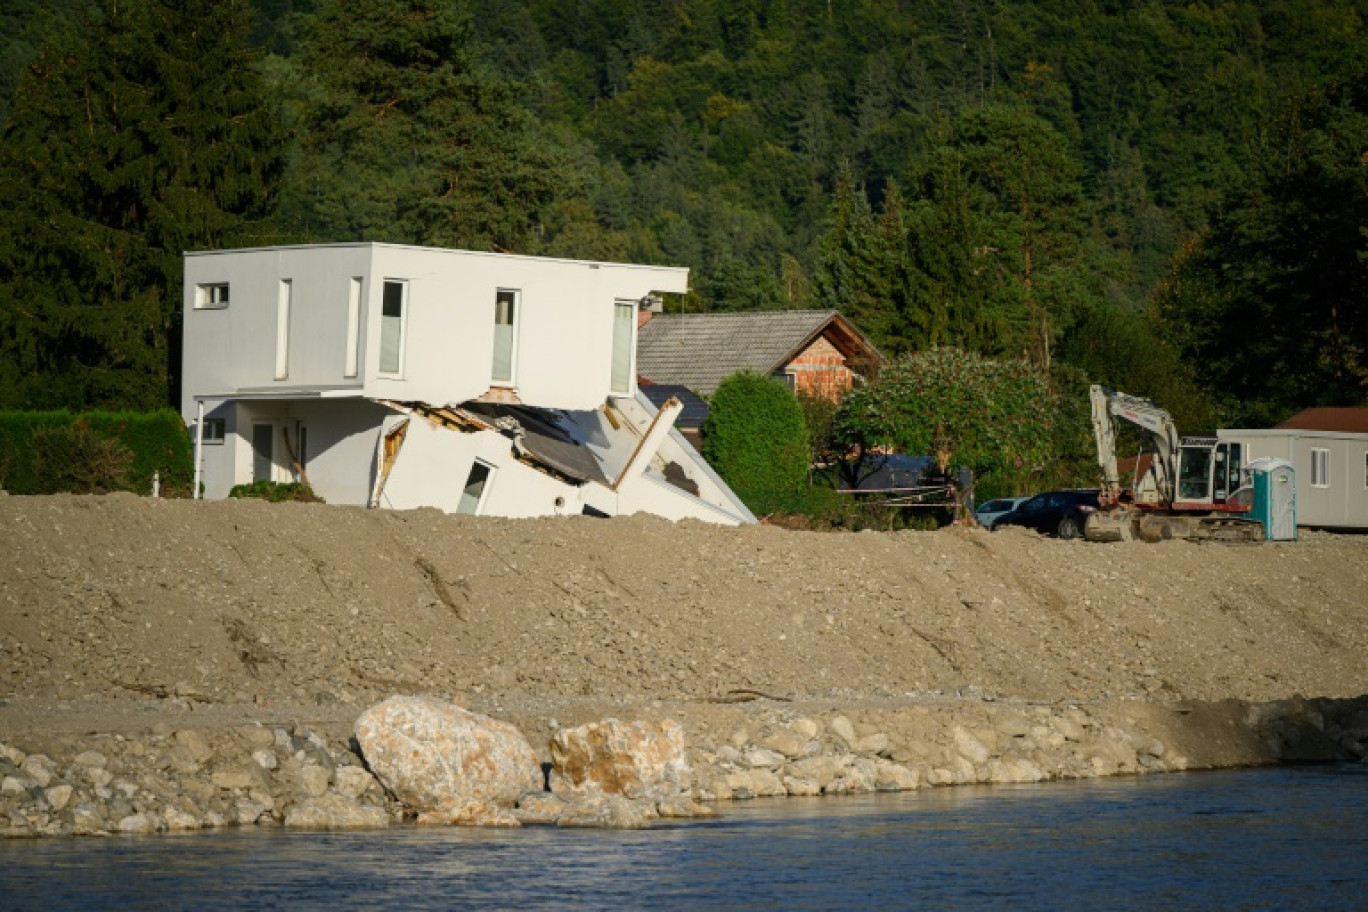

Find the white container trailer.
xmin=1218 ymin=428 xmax=1368 ymax=530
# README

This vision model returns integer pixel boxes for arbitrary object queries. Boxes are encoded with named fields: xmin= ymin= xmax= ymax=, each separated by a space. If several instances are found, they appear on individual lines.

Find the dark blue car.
xmin=993 ymin=489 xmax=1100 ymax=540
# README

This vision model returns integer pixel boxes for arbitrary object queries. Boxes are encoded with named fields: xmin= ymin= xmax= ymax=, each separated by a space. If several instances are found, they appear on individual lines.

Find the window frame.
xmin=194 ymin=282 xmax=230 ymax=310
xmin=610 ymin=299 xmax=635 ymax=396
xmin=201 ymin=418 xmax=226 ymax=445
xmin=274 ymin=279 xmax=292 ymax=381
xmin=456 ymin=459 xmax=495 ymax=515
xmin=1311 ymin=446 xmax=1331 ymax=488
xmin=345 ymin=276 xmax=363 ymax=379
xmin=378 ymin=279 xmax=408 ymax=377
xmin=491 ymin=288 xmax=520 ymax=387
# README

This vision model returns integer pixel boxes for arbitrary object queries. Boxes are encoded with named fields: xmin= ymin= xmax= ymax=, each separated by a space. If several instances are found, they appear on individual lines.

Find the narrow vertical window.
xmin=380 ymin=280 xmax=406 ymax=375
xmin=457 ymin=460 xmax=493 ymax=515
xmin=492 ymin=289 xmax=518 ymax=384
xmin=1311 ymin=447 xmax=1330 ymax=488
xmin=610 ymin=300 xmax=634 ymax=394
xmin=345 ymin=277 xmax=363 ymax=378
xmin=274 ymin=280 xmax=292 ymax=380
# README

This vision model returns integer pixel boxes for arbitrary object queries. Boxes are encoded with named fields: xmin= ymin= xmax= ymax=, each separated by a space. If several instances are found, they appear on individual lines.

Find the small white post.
xmin=192 ymin=400 xmax=205 ymax=500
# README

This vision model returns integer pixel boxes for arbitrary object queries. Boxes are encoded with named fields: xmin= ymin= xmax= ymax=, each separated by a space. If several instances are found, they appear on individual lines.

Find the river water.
xmin=2 ymin=764 xmax=1365 ymax=911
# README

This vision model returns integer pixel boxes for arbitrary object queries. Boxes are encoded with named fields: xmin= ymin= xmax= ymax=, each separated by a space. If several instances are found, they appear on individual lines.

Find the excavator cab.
xmin=1174 ymin=437 xmax=1245 ymax=509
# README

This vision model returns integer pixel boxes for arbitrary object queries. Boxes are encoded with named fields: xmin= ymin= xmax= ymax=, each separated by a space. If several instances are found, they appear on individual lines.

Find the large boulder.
xmin=354 ymin=696 xmax=541 ymax=823
xmin=549 ymin=718 xmax=691 ymax=801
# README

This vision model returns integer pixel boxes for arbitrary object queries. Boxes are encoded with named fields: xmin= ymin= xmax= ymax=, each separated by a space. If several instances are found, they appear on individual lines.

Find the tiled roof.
xmin=636 ymin=310 xmax=850 ymax=396
xmin=1275 ymin=407 xmax=1368 ymax=433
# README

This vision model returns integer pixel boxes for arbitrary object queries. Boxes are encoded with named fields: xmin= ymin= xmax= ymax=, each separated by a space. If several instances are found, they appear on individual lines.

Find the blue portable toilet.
xmin=1242 ymin=457 xmax=1297 ymax=540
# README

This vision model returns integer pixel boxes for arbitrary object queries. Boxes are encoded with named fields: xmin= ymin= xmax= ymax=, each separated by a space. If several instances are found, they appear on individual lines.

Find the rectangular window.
xmin=610 ymin=300 xmax=634 ymax=394
xmin=195 ymin=283 xmax=230 ymax=309
xmin=274 ymin=279 xmax=292 ymax=380
xmin=492 ymin=289 xmax=518 ymax=385
xmin=202 ymin=418 xmax=225 ymax=445
xmin=1311 ymin=447 xmax=1330 ymax=488
xmin=380 ymin=280 xmax=406 ymax=375
xmin=345 ymin=277 xmax=363 ymax=378
xmin=457 ymin=460 xmax=493 ymax=515
xmin=252 ymin=424 xmax=274 ymax=483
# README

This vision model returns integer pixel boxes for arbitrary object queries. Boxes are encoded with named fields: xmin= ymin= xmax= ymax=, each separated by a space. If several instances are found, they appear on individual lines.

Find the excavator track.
xmin=1086 ymin=510 xmax=1264 ymax=543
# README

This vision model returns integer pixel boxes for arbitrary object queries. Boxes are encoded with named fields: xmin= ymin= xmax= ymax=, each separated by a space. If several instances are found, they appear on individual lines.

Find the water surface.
xmin=2 ymin=764 xmax=1365 ymax=911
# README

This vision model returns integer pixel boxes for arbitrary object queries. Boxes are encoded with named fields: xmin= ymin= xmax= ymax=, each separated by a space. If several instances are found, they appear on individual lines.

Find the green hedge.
xmin=0 ymin=410 xmax=193 ymax=496
xmin=702 ymin=372 xmax=810 ymax=515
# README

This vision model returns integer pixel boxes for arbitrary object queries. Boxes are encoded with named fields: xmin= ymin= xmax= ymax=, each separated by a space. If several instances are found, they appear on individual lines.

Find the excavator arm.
xmin=1089 ymin=385 xmax=1179 ymax=508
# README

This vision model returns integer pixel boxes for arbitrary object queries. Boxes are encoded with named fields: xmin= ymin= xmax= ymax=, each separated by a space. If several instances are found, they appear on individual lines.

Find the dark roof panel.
xmin=638 ymin=384 xmax=710 ymax=428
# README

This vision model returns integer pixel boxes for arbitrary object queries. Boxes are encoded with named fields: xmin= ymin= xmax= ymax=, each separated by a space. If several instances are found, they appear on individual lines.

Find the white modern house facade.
xmin=181 ymin=242 xmax=755 ymax=525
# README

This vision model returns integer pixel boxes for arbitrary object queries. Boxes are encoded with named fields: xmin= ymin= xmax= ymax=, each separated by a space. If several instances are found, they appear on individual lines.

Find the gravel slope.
xmin=2 ymin=493 xmax=1366 ymax=742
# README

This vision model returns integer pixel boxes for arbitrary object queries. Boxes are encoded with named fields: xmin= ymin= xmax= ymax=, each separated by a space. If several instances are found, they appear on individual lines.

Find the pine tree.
xmin=0 ymin=0 xmax=287 ymax=410
xmin=279 ymin=0 xmax=580 ymax=251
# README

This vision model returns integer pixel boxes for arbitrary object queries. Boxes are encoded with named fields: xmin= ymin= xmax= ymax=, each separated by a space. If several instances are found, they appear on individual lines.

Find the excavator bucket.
xmin=1084 ymin=509 xmax=1134 ymax=542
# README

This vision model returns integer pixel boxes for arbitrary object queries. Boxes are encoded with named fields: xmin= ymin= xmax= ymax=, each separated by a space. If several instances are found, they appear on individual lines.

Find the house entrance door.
xmin=252 ymin=424 xmax=275 ymax=483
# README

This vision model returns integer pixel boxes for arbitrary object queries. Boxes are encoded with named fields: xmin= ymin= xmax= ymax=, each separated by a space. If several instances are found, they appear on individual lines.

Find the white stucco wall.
xmin=378 ymin=419 xmax=591 ymax=518
xmin=192 ymin=397 xmax=388 ymax=503
xmin=181 ymin=243 xmax=688 ymax=424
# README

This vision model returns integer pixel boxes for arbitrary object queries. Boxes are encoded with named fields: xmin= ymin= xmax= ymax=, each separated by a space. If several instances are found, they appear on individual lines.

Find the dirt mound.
xmin=2 ymin=494 xmax=1366 ymax=736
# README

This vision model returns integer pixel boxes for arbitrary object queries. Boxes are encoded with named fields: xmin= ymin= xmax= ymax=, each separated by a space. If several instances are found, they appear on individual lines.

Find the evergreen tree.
xmin=0 ymin=0 xmax=287 ymax=410
xmin=1152 ymin=73 xmax=1368 ymax=425
xmin=279 ymin=0 xmax=580 ymax=251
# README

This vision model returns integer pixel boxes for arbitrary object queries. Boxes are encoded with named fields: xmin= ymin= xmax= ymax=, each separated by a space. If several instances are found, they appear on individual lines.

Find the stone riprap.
xmin=2 ymin=693 xmax=1365 ymax=838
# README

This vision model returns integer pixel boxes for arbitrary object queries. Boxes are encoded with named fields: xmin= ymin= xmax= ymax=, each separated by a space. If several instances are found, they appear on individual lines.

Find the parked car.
xmin=973 ymin=496 xmax=1030 ymax=530
xmin=993 ymin=489 xmax=1101 ymax=539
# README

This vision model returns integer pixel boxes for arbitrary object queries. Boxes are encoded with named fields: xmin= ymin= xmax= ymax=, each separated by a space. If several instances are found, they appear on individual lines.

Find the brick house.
xmin=635 ymin=309 xmax=882 ymax=401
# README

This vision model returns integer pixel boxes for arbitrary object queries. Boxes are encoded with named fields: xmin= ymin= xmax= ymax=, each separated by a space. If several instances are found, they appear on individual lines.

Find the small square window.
xmin=202 ymin=418 xmax=225 ymax=444
xmin=196 ymin=283 xmax=230 ymax=309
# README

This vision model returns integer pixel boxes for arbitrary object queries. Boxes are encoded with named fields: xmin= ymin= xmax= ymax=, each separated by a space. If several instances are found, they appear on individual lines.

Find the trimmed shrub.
xmin=703 ymin=372 xmax=810 ymax=515
xmin=0 ymin=410 xmax=193 ymax=495
xmin=30 ymin=421 xmax=135 ymax=494
xmin=228 ymin=481 xmax=323 ymax=503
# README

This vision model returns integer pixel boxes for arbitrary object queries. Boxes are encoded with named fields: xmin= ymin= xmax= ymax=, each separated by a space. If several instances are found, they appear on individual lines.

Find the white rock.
xmin=828 ymin=716 xmax=857 ymax=747
xmin=354 ymin=695 xmax=540 ymax=815
xmin=117 ymin=813 xmax=159 ymax=834
xmin=300 ymin=764 xmax=331 ymax=798
xmin=333 ymin=766 xmax=374 ymax=800
xmin=953 ymin=726 xmax=990 ymax=765
xmin=742 ymin=748 xmax=786 ymax=769
xmin=44 ymin=784 xmax=74 ymax=811
xmin=252 ymin=749 xmax=278 ymax=771
xmin=285 ymin=793 xmax=389 ymax=830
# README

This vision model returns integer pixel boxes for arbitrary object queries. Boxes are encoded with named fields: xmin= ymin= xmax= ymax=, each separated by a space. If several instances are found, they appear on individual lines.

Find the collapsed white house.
xmin=180 ymin=242 xmax=754 ymax=525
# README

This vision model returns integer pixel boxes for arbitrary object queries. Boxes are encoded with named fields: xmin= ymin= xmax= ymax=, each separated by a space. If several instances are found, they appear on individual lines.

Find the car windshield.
xmin=980 ymin=499 xmax=1016 ymax=512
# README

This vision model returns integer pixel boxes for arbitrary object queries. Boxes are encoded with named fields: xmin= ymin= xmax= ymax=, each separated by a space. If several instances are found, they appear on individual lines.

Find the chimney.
xmin=637 ymin=293 xmax=663 ymax=329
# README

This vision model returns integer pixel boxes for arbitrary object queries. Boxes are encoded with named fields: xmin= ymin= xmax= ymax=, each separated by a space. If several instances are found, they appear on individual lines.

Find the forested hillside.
xmin=1 ymin=0 xmax=1365 ymax=430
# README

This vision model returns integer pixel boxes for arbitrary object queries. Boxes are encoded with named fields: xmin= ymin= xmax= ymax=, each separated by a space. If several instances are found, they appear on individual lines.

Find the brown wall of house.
xmin=786 ymin=335 xmax=854 ymax=401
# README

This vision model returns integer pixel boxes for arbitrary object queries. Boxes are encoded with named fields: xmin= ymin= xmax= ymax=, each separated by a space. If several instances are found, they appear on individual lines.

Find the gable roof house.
xmin=180 ymin=243 xmax=754 ymax=525
xmin=635 ymin=309 xmax=882 ymax=401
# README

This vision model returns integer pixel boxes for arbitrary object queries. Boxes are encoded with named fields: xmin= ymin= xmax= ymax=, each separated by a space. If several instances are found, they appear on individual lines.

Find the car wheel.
xmin=1057 ymin=516 xmax=1080 ymax=540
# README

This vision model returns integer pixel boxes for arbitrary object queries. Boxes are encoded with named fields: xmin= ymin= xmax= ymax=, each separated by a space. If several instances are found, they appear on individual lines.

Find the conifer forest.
xmin=1 ymin=0 xmax=1365 ymax=432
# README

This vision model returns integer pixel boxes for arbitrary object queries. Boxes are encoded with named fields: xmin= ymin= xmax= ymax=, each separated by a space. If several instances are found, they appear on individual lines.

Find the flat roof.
xmin=183 ymin=241 xmax=689 ymax=276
